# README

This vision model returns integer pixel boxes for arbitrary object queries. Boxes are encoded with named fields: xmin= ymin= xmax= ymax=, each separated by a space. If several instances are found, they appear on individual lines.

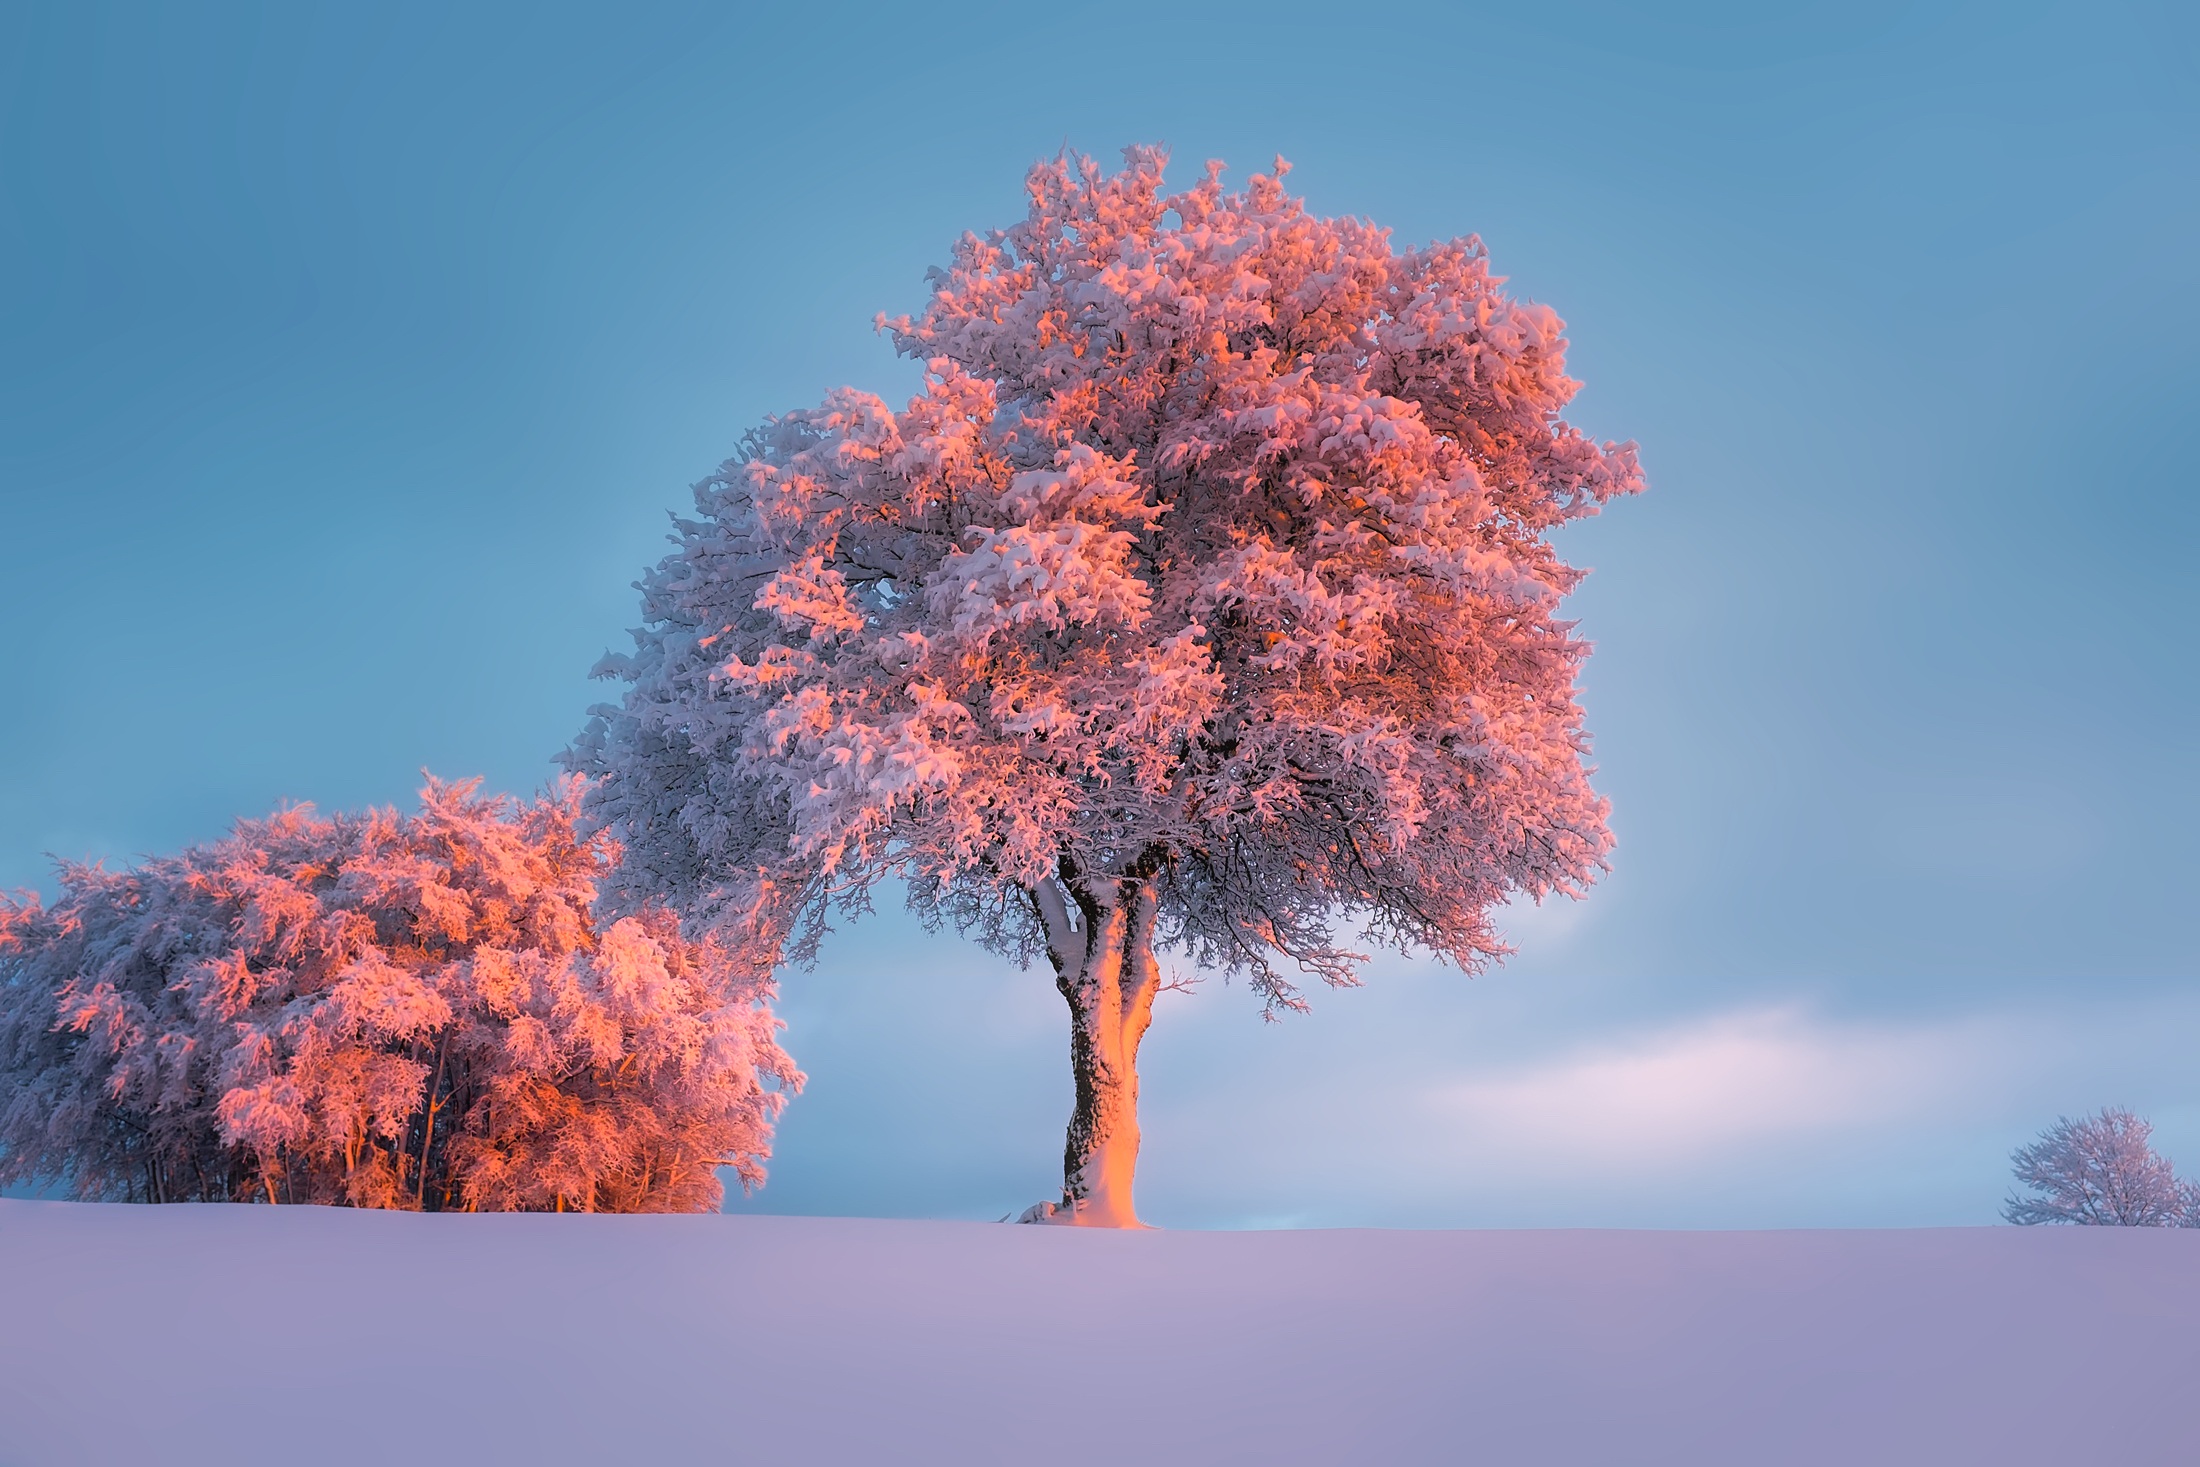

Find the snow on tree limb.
xmin=571 ymin=145 xmax=1643 ymax=1016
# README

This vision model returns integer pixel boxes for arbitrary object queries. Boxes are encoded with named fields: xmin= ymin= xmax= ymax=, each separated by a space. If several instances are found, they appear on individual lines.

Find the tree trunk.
xmin=1032 ymin=865 xmax=1162 ymax=1228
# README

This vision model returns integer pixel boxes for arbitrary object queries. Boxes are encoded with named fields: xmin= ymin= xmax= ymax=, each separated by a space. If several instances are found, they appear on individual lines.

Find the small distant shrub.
xmin=2003 ymin=1107 xmax=2196 ymax=1227
xmin=0 ymin=778 xmax=798 ymax=1211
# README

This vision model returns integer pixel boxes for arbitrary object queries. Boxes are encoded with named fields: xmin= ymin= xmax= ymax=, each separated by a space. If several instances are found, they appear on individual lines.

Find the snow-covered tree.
xmin=2004 ymin=1108 xmax=2190 ymax=1227
xmin=570 ymin=147 xmax=1643 ymax=1226
xmin=0 ymin=778 xmax=798 ymax=1211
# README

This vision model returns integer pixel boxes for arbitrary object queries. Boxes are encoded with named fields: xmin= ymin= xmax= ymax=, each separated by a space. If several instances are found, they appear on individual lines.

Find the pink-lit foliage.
xmin=2004 ymin=1108 xmax=2200 ymax=1227
xmin=570 ymin=148 xmax=1642 ymax=1224
xmin=0 ymin=779 xmax=797 ymax=1211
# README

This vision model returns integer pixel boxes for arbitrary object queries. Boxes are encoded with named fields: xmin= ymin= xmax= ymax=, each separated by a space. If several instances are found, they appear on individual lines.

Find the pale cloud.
xmin=1491 ymin=888 xmax=1600 ymax=958
xmin=1421 ymin=1006 xmax=2003 ymax=1175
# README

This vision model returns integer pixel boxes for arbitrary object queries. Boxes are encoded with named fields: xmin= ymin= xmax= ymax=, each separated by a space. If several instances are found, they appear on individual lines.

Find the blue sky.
xmin=3 ymin=0 xmax=2193 ymax=1226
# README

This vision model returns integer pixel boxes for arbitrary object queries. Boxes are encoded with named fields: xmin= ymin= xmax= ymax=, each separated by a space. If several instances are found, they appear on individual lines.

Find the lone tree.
xmin=0 ymin=779 xmax=797 ymax=1211
xmin=571 ymin=148 xmax=1643 ymax=1225
xmin=2004 ymin=1108 xmax=2195 ymax=1227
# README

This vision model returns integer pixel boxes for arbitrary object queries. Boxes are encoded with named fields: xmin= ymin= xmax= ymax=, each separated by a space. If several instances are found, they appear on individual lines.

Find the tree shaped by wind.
xmin=572 ymin=148 xmax=1643 ymax=1225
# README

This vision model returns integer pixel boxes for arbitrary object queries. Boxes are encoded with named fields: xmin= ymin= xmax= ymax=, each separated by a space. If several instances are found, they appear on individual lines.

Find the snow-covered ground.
xmin=1 ymin=1201 xmax=2193 ymax=1465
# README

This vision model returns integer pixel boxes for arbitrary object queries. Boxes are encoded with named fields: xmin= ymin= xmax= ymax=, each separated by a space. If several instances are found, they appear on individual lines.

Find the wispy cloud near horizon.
xmin=1126 ymin=979 xmax=2200 ymax=1228
xmin=1424 ymin=1005 xmax=1990 ymax=1173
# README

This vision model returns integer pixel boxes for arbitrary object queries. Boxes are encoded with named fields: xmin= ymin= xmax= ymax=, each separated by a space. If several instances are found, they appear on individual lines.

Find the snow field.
xmin=1 ymin=1200 xmax=2194 ymax=1465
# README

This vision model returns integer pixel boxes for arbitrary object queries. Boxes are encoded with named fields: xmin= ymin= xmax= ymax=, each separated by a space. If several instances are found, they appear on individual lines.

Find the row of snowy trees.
xmin=0 ymin=780 xmax=797 ymax=1211
xmin=2004 ymin=1108 xmax=2200 ymax=1227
